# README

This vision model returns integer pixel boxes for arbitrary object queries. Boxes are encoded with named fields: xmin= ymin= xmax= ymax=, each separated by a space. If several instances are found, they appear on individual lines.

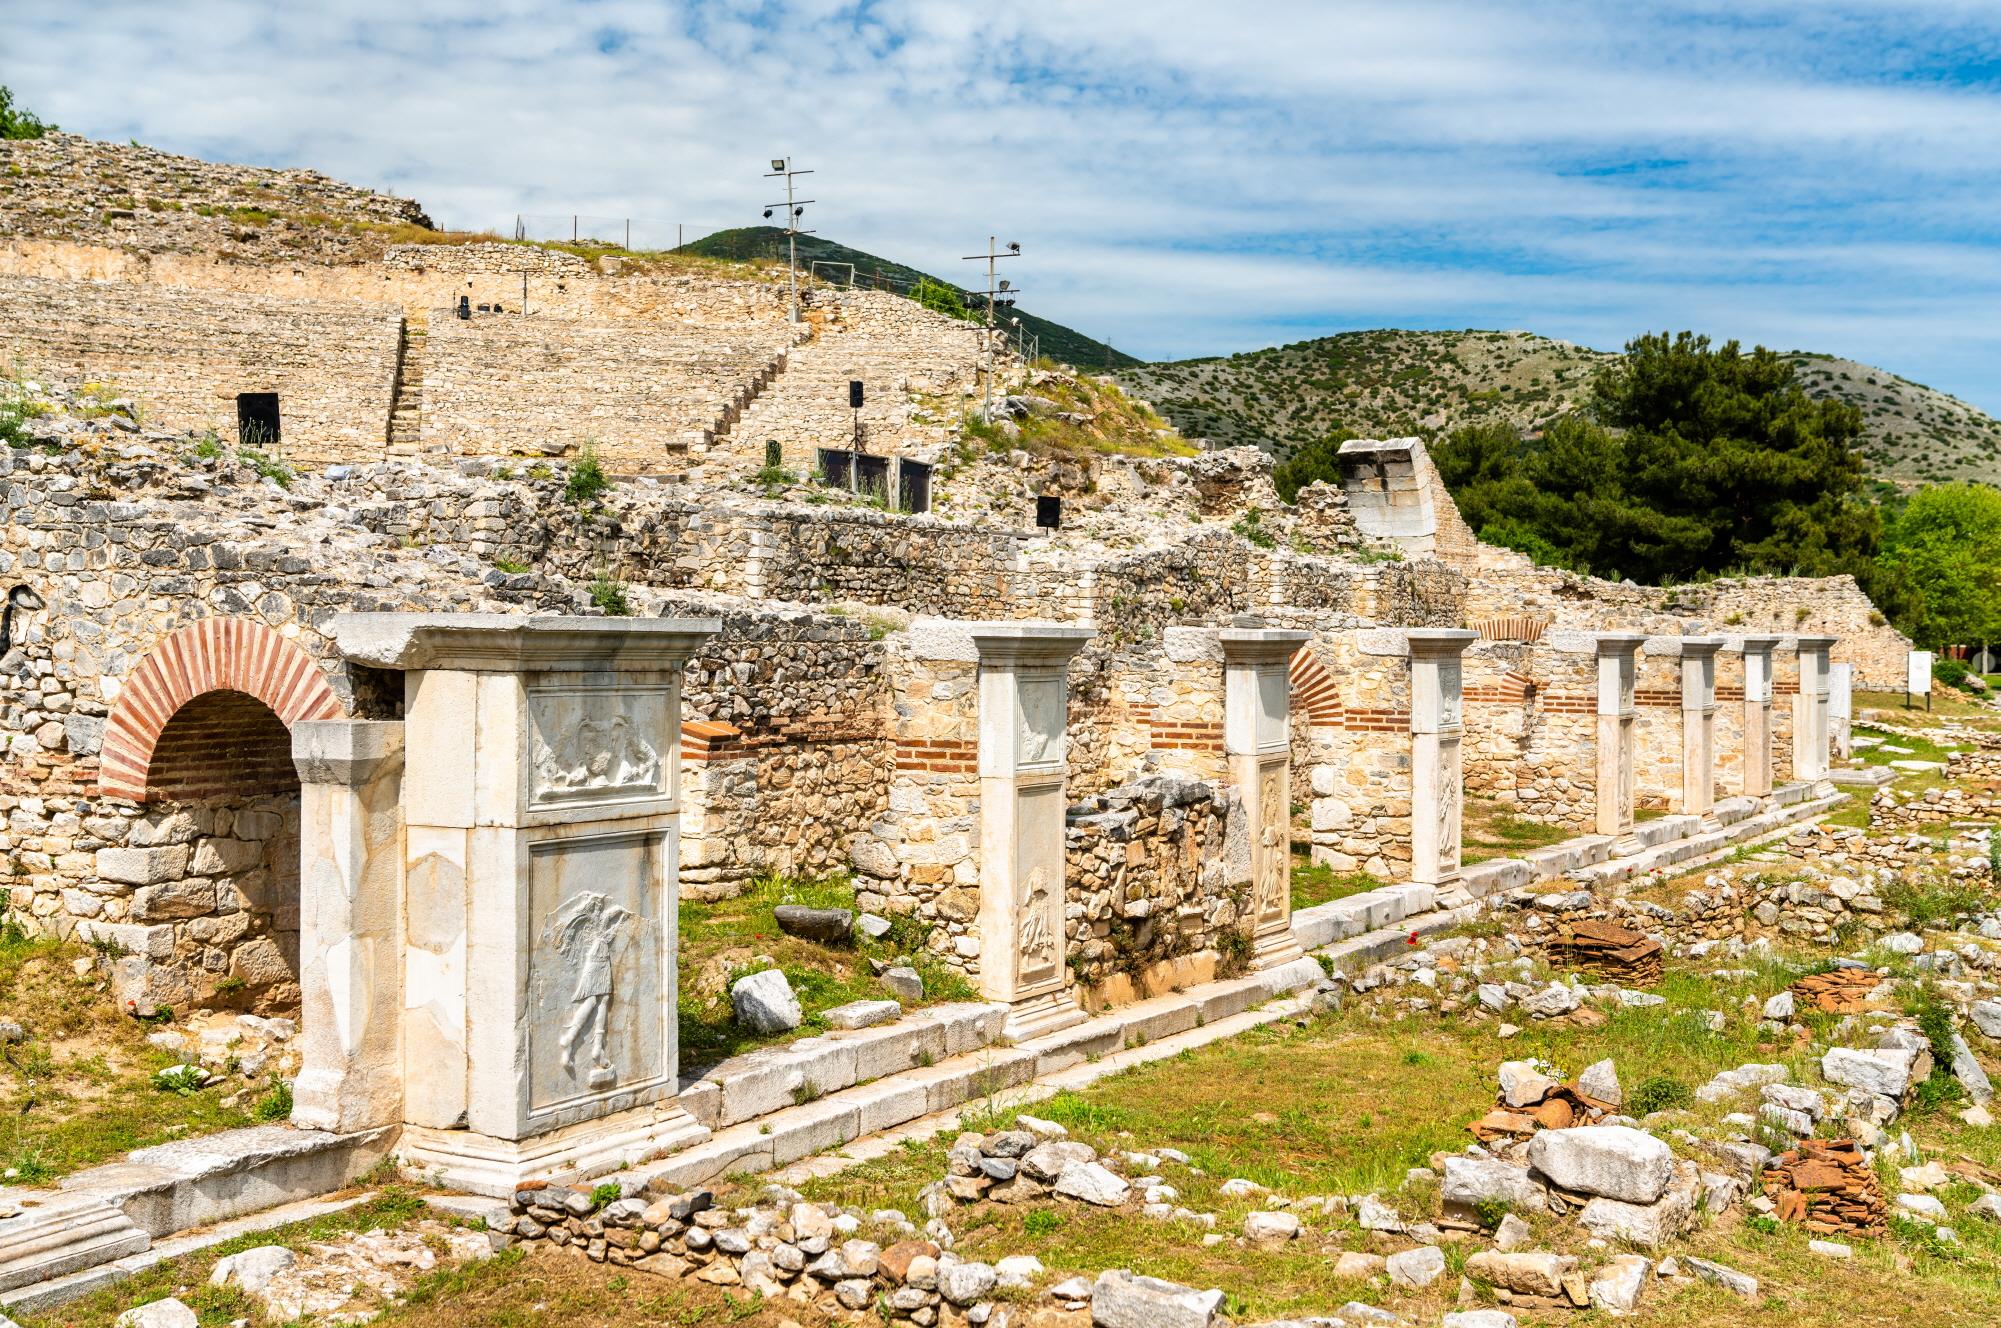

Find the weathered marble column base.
xmin=1000 ymin=990 xmax=1089 ymax=1044
xmin=1250 ymin=926 xmax=1306 ymax=970
xmin=398 ymin=1103 xmax=711 ymax=1198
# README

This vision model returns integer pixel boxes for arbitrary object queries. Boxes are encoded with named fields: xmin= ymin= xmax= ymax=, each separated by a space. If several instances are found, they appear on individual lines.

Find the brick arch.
xmin=1470 ymin=614 xmax=1551 ymax=644
xmin=1288 ymin=649 xmax=1343 ymax=727
xmin=99 ymin=618 xmax=344 ymax=802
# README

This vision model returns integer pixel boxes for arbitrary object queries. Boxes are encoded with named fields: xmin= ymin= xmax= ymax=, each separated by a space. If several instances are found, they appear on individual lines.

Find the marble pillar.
xmin=333 ymin=614 xmax=718 ymax=1195
xmin=1829 ymin=662 xmax=1854 ymax=761
xmin=1794 ymin=636 xmax=1836 ymax=782
xmin=1405 ymin=629 xmax=1476 ymax=887
xmin=971 ymin=624 xmax=1094 ymax=1042
xmin=1676 ymin=637 xmax=1723 ymax=817
xmin=1221 ymin=629 xmax=1310 ymax=967
xmin=291 ymin=720 xmax=405 ymax=1134
xmin=1737 ymin=636 xmax=1779 ymax=797
xmin=1594 ymin=634 xmax=1645 ymax=841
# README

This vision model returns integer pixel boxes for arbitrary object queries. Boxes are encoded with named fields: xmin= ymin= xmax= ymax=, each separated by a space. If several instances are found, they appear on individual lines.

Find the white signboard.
xmin=1829 ymin=663 xmax=1853 ymax=721
xmin=1908 ymin=650 xmax=1934 ymax=697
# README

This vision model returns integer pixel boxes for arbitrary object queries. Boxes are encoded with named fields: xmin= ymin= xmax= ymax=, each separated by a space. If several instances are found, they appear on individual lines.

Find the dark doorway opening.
xmin=897 ymin=459 xmax=932 ymax=515
xmin=853 ymin=454 xmax=889 ymax=502
xmin=237 ymin=392 xmax=281 ymax=448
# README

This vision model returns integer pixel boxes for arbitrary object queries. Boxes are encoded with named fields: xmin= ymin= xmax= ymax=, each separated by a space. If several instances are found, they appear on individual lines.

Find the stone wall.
xmin=670 ymin=600 xmax=892 ymax=899
xmin=1462 ymin=564 xmax=1911 ymax=692
xmin=1065 ymin=774 xmax=1244 ymax=997
xmin=0 ymin=272 xmax=401 ymax=461
xmin=1870 ymin=751 xmax=2001 ymax=829
xmin=1299 ymin=635 xmax=1413 ymax=876
xmin=717 ymin=290 xmax=976 ymax=471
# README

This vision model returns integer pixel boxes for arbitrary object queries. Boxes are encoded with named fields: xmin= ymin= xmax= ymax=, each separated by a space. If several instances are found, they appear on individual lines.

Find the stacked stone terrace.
xmin=707 ymin=289 xmax=984 ymax=474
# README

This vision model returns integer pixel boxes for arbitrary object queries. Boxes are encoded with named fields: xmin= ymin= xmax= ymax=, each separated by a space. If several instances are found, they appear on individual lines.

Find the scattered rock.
xmin=1821 ymin=1046 xmax=1918 ymax=1101
xmin=208 ymin=1245 xmax=297 ymax=1293
xmin=1587 ymin=1253 xmax=1651 ymax=1316
xmin=1053 ymin=1162 xmax=1131 ymax=1207
xmin=882 ymin=966 xmax=925 ymax=1002
xmin=1090 ymin=1269 xmax=1225 ymax=1328
xmin=1528 ymin=1126 xmax=1673 ymax=1204
xmin=1386 ymin=1245 xmax=1446 ymax=1289
xmin=1578 ymin=1059 xmax=1622 ymax=1108
xmin=116 ymin=1301 xmax=198 ymax=1328
xmin=1498 ymin=1060 xmax=1557 ymax=1108
xmin=773 ymin=905 xmax=854 ymax=945
xmin=1681 ymin=1255 xmax=1757 ymax=1299
xmin=1242 ymin=1210 xmax=1300 ymax=1242
xmin=730 ymin=969 xmax=802 ymax=1034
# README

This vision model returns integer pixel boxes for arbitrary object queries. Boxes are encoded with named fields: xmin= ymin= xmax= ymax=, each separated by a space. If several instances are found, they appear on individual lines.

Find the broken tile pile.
xmin=1546 ymin=920 xmax=1663 ymax=985
xmin=1761 ymin=1139 xmax=1889 ymax=1237
xmin=1787 ymin=967 xmax=1888 ymax=1014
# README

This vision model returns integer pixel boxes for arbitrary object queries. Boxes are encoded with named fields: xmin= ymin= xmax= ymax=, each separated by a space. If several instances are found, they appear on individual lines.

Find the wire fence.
xmin=508 ymin=213 xmax=718 ymax=252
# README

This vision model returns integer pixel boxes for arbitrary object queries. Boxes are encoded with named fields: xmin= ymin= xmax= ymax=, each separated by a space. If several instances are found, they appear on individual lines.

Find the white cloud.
xmin=9 ymin=0 xmax=2001 ymax=408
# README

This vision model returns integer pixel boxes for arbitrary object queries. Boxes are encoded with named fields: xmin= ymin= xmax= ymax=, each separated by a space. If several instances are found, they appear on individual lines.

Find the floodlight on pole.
xmin=962 ymin=235 xmax=1023 ymax=423
xmin=764 ymin=156 xmax=817 ymax=323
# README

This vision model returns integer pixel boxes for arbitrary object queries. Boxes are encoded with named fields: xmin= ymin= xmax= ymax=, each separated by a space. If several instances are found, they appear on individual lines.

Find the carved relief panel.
xmin=528 ymin=684 xmax=671 ymax=809
xmin=526 ymin=829 xmax=668 ymax=1116
xmin=1253 ymin=757 xmax=1289 ymax=930
xmin=1013 ymin=782 xmax=1066 ymax=993
xmin=1015 ymin=675 xmax=1066 ymax=770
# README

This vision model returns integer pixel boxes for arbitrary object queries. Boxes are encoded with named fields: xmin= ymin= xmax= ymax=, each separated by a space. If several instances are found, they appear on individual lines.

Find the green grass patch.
xmin=0 ymin=923 xmax=254 ymax=1182
xmin=676 ymin=873 xmax=975 ymax=1066
xmin=1290 ymin=858 xmax=1381 ymax=911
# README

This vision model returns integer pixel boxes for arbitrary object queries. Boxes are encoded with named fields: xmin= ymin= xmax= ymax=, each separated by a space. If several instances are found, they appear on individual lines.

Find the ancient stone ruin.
xmin=0 ymin=130 xmax=1943 ymax=1323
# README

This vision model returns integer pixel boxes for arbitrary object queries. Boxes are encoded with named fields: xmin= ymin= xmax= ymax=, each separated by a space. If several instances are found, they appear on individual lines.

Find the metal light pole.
xmin=764 ymin=158 xmax=816 ymax=324
xmin=961 ymin=237 xmax=1020 ymax=421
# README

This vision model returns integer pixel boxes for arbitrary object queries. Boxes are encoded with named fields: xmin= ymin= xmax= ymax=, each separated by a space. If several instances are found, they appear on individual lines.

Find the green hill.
xmin=681 ymin=226 xmax=1139 ymax=371
xmin=1118 ymin=328 xmax=2001 ymax=489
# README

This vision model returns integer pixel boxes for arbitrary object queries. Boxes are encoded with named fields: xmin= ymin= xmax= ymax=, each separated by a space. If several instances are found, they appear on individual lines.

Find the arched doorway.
xmin=99 ymin=618 xmax=343 ymax=1015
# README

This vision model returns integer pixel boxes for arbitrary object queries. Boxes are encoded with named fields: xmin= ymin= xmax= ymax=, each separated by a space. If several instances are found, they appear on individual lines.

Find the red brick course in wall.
xmin=146 ymin=690 xmax=298 ymax=799
xmin=98 ymin=617 xmax=344 ymax=803
xmin=1540 ymin=692 xmax=1597 ymax=715
xmin=1635 ymin=688 xmax=1681 ymax=708
xmin=1151 ymin=720 xmax=1224 ymax=753
xmin=893 ymin=738 xmax=977 ymax=776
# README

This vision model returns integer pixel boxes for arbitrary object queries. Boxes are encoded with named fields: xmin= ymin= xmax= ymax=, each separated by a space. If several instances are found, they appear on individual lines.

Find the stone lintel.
xmin=292 ymin=719 xmax=405 ymax=787
xmin=1404 ymin=628 xmax=1477 ymax=658
xmin=967 ymin=623 xmax=1094 ymax=667
xmin=1592 ymin=632 xmax=1648 ymax=656
xmin=1218 ymin=627 xmax=1311 ymax=667
xmin=331 ymin=613 xmax=720 ymax=673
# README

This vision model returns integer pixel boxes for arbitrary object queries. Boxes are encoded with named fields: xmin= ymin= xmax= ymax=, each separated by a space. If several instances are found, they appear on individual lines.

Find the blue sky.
xmin=11 ymin=1 xmax=2001 ymax=410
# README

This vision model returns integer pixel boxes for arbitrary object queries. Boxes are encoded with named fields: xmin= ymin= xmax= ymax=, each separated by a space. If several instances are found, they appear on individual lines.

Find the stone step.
xmin=631 ymin=957 xmax=1331 ymax=1192
xmin=1290 ymin=882 xmax=1437 ymax=952
xmin=57 ymin=1124 xmax=393 ymax=1238
xmin=0 ymin=1191 xmax=148 ymax=1296
xmin=0 ymin=1191 xmax=374 ymax=1317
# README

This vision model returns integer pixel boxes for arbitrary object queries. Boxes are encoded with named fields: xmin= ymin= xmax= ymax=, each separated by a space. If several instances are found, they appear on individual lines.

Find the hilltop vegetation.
xmin=1120 ymin=328 xmax=2001 ymax=490
xmin=683 ymin=226 xmax=1139 ymax=371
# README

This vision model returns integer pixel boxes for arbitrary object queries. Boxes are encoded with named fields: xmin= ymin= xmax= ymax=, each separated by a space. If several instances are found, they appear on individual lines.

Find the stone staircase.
xmin=386 ymin=314 xmax=428 ymax=454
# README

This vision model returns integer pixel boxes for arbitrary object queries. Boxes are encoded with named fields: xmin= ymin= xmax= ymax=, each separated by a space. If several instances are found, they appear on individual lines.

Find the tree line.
xmin=1273 ymin=332 xmax=2001 ymax=654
